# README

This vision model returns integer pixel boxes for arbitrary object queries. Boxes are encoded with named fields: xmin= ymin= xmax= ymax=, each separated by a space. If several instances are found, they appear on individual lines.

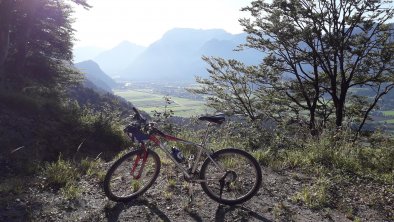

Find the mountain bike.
xmin=103 ymin=107 xmax=262 ymax=205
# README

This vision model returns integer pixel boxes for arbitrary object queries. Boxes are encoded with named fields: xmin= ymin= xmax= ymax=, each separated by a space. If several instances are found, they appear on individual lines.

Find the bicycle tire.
xmin=103 ymin=149 xmax=161 ymax=202
xmin=199 ymin=148 xmax=262 ymax=205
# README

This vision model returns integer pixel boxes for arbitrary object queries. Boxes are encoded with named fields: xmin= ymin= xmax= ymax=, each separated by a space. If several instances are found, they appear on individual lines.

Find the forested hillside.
xmin=0 ymin=1 xmax=143 ymax=219
xmin=0 ymin=0 xmax=135 ymax=173
xmin=75 ymin=60 xmax=117 ymax=92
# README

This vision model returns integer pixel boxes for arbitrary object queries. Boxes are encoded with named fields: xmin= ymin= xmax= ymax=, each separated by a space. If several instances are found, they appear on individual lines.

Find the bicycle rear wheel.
xmin=200 ymin=148 xmax=262 ymax=205
xmin=103 ymin=149 xmax=161 ymax=202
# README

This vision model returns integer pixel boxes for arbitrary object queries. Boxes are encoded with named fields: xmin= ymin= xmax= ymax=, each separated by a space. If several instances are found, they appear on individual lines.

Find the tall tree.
xmin=0 ymin=0 xmax=90 ymax=89
xmin=240 ymin=0 xmax=394 ymax=132
xmin=193 ymin=55 xmax=288 ymax=119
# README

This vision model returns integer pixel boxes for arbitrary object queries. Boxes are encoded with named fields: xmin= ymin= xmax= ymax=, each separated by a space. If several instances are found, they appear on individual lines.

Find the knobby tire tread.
xmin=103 ymin=149 xmax=161 ymax=202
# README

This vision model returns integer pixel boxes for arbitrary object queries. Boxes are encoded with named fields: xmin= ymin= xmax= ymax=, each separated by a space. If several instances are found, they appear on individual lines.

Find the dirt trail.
xmin=1 ymin=163 xmax=392 ymax=222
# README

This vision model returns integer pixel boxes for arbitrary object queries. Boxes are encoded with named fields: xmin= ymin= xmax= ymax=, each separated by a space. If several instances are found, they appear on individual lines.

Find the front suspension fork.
xmin=130 ymin=144 xmax=149 ymax=179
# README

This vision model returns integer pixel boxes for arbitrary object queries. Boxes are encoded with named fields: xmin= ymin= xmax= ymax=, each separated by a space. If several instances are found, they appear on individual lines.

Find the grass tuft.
xmin=292 ymin=177 xmax=332 ymax=209
xmin=42 ymin=155 xmax=79 ymax=188
xmin=80 ymin=158 xmax=106 ymax=182
xmin=60 ymin=182 xmax=81 ymax=200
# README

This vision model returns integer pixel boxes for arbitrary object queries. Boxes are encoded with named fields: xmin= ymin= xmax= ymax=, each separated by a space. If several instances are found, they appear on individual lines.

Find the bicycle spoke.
xmin=104 ymin=150 xmax=161 ymax=201
xmin=111 ymin=155 xmax=153 ymax=197
xmin=200 ymin=148 xmax=262 ymax=205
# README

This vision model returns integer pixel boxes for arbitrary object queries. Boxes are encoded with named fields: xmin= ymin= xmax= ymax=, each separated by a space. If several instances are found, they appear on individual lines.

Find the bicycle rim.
xmin=104 ymin=149 xmax=161 ymax=202
xmin=200 ymin=148 xmax=262 ymax=205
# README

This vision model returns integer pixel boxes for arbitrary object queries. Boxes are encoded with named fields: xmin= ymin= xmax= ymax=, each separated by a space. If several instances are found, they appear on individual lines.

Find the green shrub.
xmin=252 ymin=149 xmax=272 ymax=166
xmin=60 ymin=182 xmax=81 ymax=200
xmin=80 ymin=158 xmax=106 ymax=182
xmin=42 ymin=155 xmax=79 ymax=188
xmin=292 ymin=177 xmax=332 ymax=209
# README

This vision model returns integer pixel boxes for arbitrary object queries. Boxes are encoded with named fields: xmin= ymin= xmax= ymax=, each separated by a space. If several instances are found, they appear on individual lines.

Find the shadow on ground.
xmin=104 ymin=197 xmax=272 ymax=222
xmin=105 ymin=199 xmax=171 ymax=222
xmin=215 ymin=205 xmax=272 ymax=222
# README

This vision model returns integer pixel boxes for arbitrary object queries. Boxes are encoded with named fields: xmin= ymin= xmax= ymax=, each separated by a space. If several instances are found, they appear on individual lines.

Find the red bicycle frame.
xmin=130 ymin=123 xmax=224 ymax=182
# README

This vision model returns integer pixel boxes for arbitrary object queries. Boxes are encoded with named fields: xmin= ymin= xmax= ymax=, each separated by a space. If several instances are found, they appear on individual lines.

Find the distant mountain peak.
xmin=161 ymin=28 xmax=232 ymax=42
xmin=92 ymin=41 xmax=146 ymax=76
xmin=164 ymin=27 xmax=228 ymax=34
xmin=114 ymin=40 xmax=144 ymax=49
xmin=78 ymin=59 xmax=97 ymax=65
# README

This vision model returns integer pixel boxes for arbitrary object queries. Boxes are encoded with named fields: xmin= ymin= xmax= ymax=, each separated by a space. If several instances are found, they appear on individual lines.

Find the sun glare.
xmin=73 ymin=0 xmax=251 ymax=48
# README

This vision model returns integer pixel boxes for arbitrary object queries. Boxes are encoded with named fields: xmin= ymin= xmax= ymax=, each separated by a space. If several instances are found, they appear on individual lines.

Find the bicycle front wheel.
xmin=200 ymin=148 xmax=262 ymax=205
xmin=103 ymin=149 xmax=161 ymax=202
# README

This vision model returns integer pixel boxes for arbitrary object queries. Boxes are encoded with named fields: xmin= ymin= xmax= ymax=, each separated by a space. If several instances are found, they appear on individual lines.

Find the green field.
xmin=114 ymin=89 xmax=208 ymax=117
xmin=383 ymin=111 xmax=394 ymax=116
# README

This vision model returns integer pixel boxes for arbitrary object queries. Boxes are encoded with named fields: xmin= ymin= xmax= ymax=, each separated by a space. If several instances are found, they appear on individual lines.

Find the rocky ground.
xmin=0 ymin=160 xmax=393 ymax=222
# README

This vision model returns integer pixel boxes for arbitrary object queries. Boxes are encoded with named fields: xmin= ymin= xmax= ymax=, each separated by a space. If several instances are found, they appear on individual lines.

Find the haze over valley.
xmin=73 ymin=28 xmax=265 ymax=116
xmin=74 ymin=28 xmax=263 ymax=82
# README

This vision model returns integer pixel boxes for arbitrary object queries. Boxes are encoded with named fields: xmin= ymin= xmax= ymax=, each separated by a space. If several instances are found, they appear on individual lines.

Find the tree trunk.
xmin=309 ymin=110 xmax=318 ymax=136
xmin=0 ymin=0 xmax=11 ymax=71
xmin=0 ymin=27 xmax=10 ymax=69
xmin=335 ymin=101 xmax=344 ymax=128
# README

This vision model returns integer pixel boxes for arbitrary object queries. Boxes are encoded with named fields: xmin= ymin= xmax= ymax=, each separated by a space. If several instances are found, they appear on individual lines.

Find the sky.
xmin=72 ymin=0 xmax=252 ymax=49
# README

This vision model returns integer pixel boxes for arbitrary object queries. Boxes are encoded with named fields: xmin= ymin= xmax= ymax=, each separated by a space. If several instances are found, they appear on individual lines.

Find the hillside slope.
xmin=75 ymin=60 xmax=117 ymax=92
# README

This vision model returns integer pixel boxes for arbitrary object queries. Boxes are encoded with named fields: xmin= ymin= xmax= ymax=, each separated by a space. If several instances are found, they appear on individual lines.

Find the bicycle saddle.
xmin=198 ymin=113 xmax=225 ymax=124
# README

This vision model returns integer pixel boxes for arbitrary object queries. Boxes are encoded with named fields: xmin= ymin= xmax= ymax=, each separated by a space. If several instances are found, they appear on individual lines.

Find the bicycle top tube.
xmin=148 ymin=113 xmax=225 ymax=146
xmin=127 ymin=107 xmax=225 ymax=146
xmin=148 ymin=129 xmax=194 ymax=146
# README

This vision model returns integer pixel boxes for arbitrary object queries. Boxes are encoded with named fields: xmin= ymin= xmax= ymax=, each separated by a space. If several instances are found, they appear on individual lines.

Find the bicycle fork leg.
xmin=130 ymin=150 xmax=148 ymax=179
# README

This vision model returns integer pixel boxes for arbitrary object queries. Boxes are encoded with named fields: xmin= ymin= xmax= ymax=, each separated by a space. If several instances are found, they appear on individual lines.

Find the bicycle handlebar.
xmin=128 ymin=107 xmax=206 ymax=142
xmin=132 ymin=107 xmax=146 ymax=123
xmin=132 ymin=107 xmax=139 ymax=116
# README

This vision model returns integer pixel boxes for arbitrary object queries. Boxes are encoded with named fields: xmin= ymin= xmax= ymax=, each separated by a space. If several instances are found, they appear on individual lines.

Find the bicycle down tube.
xmin=148 ymin=123 xmax=225 ymax=181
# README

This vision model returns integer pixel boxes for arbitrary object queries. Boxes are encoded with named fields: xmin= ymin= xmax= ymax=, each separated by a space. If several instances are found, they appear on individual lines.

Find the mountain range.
xmin=74 ymin=46 xmax=106 ymax=63
xmin=73 ymin=28 xmax=264 ymax=83
xmin=93 ymin=41 xmax=146 ymax=77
